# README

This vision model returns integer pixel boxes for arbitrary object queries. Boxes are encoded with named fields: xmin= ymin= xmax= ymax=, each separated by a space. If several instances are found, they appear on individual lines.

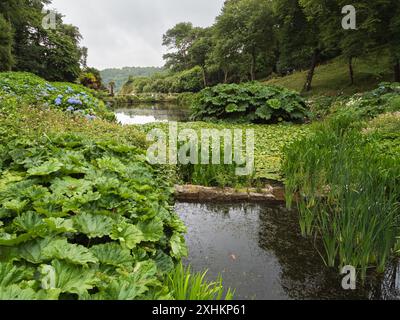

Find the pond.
xmin=175 ymin=201 xmax=400 ymax=300
xmin=113 ymin=103 xmax=190 ymax=125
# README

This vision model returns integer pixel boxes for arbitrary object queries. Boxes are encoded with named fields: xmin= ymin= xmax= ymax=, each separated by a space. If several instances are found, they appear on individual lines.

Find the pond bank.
xmin=175 ymin=184 xmax=286 ymax=203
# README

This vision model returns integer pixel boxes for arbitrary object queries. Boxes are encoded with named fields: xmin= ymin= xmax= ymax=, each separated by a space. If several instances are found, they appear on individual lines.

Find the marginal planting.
xmin=283 ymin=86 xmax=400 ymax=278
xmin=142 ymin=121 xmax=309 ymax=187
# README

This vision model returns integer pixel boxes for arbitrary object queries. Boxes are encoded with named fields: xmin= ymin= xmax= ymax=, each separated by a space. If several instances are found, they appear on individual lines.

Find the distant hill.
xmin=100 ymin=67 xmax=163 ymax=93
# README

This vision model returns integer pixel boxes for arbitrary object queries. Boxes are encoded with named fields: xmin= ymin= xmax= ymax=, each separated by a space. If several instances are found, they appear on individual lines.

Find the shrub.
xmin=191 ymin=83 xmax=310 ymax=123
xmin=0 ymin=130 xmax=188 ymax=299
xmin=0 ymin=72 xmax=114 ymax=121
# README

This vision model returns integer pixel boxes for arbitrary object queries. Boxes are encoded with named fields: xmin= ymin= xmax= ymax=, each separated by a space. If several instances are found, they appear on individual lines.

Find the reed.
xmin=166 ymin=263 xmax=235 ymax=300
xmin=283 ymin=112 xmax=400 ymax=278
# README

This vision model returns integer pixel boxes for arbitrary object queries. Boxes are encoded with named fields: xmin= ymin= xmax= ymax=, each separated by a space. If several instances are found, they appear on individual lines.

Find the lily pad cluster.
xmin=0 ymin=72 xmax=114 ymax=121
xmin=191 ymin=83 xmax=310 ymax=123
xmin=0 ymin=133 xmax=187 ymax=300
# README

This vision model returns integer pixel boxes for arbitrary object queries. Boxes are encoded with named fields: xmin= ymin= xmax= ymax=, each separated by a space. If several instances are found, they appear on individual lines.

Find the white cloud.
xmin=49 ymin=0 xmax=224 ymax=69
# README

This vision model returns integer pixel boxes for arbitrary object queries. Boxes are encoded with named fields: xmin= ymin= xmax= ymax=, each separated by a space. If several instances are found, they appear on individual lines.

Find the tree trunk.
xmin=224 ymin=69 xmax=229 ymax=83
xmin=303 ymin=50 xmax=319 ymax=92
xmin=250 ymin=52 xmax=256 ymax=81
xmin=201 ymin=67 xmax=207 ymax=88
xmin=394 ymin=59 xmax=400 ymax=82
xmin=349 ymin=56 xmax=354 ymax=85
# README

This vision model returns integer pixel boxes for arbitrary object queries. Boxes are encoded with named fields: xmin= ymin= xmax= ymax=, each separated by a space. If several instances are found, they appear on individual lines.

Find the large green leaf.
xmin=73 ymin=213 xmax=114 ymax=238
xmin=110 ymin=223 xmax=144 ymax=249
xmin=0 ymin=262 xmax=34 ymax=287
xmin=42 ymin=239 xmax=98 ymax=266
xmin=138 ymin=218 xmax=164 ymax=242
xmin=255 ymin=105 xmax=273 ymax=120
xmin=50 ymin=177 xmax=93 ymax=196
xmin=44 ymin=260 xmax=98 ymax=296
xmin=169 ymin=233 xmax=188 ymax=259
xmin=90 ymin=243 xmax=134 ymax=267
xmin=0 ymin=285 xmax=38 ymax=300
xmin=44 ymin=218 xmax=76 ymax=234
xmin=13 ymin=212 xmax=46 ymax=236
xmin=14 ymin=238 xmax=53 ymax=264
xmin=27 ymin=159 xmax=63 ymax=176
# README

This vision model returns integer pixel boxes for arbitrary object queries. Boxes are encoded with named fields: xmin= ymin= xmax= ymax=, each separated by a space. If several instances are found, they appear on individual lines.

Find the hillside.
xmin=265 ymin=54 xmax=394 ymax=97
xmin=100 ymin=66 xmax=163 ymax=92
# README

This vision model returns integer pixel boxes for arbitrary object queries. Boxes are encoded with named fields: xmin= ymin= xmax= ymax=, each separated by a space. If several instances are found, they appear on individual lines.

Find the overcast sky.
xmin=49 ymin=0 xmax=225 ymax=70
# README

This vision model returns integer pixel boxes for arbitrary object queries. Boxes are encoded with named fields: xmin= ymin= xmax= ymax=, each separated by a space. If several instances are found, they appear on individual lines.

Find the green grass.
xmin=166 ymin=263 xmax=234 ymax=300
xmin=265 ymin=53 xmax=393 ymax=97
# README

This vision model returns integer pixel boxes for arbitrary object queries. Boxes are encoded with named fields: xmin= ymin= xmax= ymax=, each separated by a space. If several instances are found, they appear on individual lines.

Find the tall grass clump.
xmin=166 ymin=263 xmax=234 ymax=300
xmin=283 ymin=109 xmax=400 ymax=278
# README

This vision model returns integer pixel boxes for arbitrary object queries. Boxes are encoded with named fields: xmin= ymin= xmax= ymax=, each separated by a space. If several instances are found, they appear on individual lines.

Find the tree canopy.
xmin=156 ymin=0 xmax=400 ymax=92
xmin=0 ymin=0 xmax=84 ymax=82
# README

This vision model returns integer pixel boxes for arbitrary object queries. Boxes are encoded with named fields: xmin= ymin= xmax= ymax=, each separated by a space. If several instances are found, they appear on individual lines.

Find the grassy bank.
xmin=265 ymin=53 xmax=393 ymax=97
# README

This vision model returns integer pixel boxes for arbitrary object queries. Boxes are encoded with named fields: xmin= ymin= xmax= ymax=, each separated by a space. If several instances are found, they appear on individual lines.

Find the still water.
xmin=114 ymin=103 xmax=189 ymax=125
xmin=175 ymin=202 xmax=400 ymax=300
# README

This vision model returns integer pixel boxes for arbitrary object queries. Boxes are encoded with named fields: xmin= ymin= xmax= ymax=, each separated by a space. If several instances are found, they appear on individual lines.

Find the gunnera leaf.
xmin=110 ymin=223 xmax=144 ymax=250
xmin=44 ymin=217 xmax=76 ymax=234
xmin=45 ymin=259 xmax=98 ymax=296
xmin=90 ymin=243 xmax=134 ymax=267
xmin=0 ymin=262 xmax=34 ymax=287
xmin=27 ymin=159 xmax=63 ymax=176
xmin=137 ymin=218 xmax=164 ymax=242
xmin=73 ymin=213 xmax=114 ymax=239
xmin=42 ymin=239 xmax=98 ymax=266
xmin=14 ymin=237 xmax=53 ymax=264
xmin=169 ymin=233 xmax=188 ymax=259
xmin=255 ymin=105 xmax=273 ymax=120
xmin=0 ymin=285 xmax=39 ymax=300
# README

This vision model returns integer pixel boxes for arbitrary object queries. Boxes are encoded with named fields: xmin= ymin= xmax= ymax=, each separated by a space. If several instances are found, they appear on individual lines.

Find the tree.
xmin=188 ymin=28 xmax=213 ymax=87
xmin=108 ymin=81 xmax=116 ymax=96
xmin=385 ymin=1 xmax=400 ymax=82
xmin=0 ymin=0 xmax=83 ymax=82
xmin=162 ymin=22 xmax=199 ymax=71
xmin=80 ymin=47 xmax=88 ymax=69
xmin=79 ymin=67 xmax=103 ymax=90
xmin=212 ymin=0 xmax=277 ymax=82
xmin=42 ymin=26 xmax=82 ymax=82
xmin=0 ymin=14 xmax=13 ymax=71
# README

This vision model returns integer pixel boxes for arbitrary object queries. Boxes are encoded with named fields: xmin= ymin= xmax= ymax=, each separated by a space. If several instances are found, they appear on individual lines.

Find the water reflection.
xmin=175 ymin=202 xmax=400 ymax=300
xmin=114 ymin=103 xmax=190 ymax=125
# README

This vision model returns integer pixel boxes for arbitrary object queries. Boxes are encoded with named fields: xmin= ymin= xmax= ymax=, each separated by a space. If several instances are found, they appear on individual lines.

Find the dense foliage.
xmin=283 ymin=84 xmax=400 ymax=277
xmin=0 ymin=72 xmax=114 ymax=121
xmin=191 ymin=83 xmax=309 ymax=123
xmin=0 ymin=72 xmax=236 ymax=300
xmin=0 ymin=133 xmax=188 ymax=299
xmin=100 ymin=67 xmax=163 ymax=93
xmin=142 ymin=121 xmax=309 ymax=185
xmin=125 ymin=0 xmax=399 ymax=94
xmin=0 ymin=0 xmax=84 ymax=82
xmin=119 ymin=67 xmax=204 ymax=95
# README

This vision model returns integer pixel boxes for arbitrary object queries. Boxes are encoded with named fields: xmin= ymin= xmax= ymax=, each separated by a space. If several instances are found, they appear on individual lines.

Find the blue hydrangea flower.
xmin=66 ymin=106 xmax=75 ymax=112
xmin=67 ymin=97 xmax=83 ymax=105
xmin=84 ymin=115 xmax=96 ymax=121
xmin=54 ymin=97 xmax=62 ymax=106
xmin=66 ymin=86 xmax=74 ymax=93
